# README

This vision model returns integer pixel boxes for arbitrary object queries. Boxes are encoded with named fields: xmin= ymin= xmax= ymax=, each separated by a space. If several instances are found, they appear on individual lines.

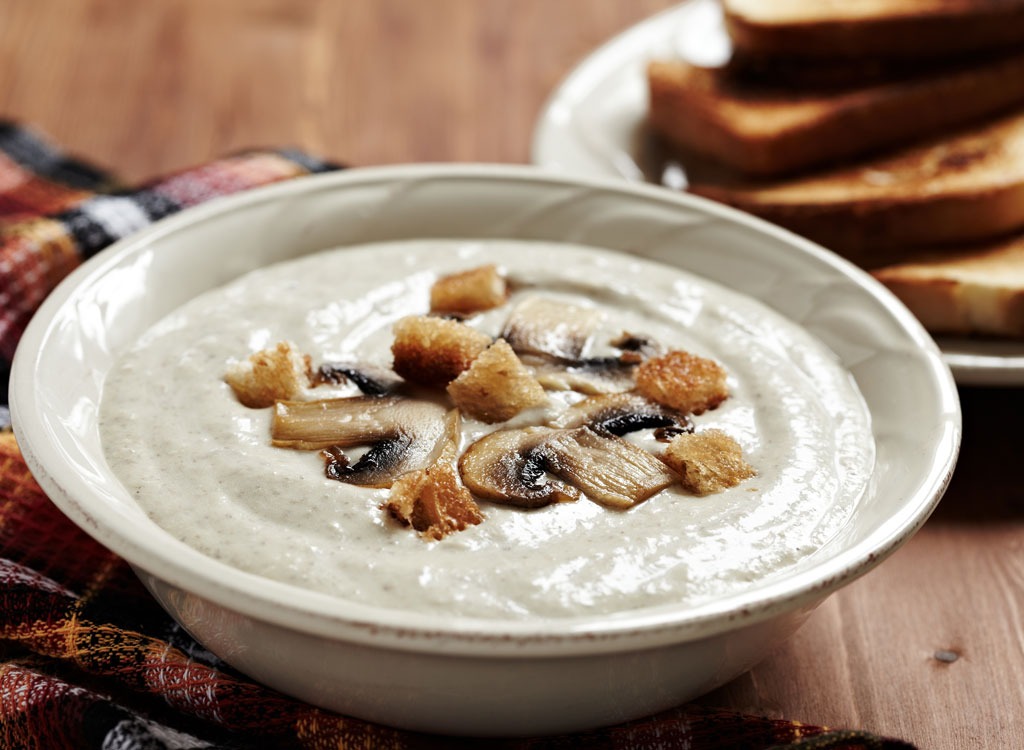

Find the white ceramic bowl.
xmin=11 ymin=165 xmax=960 ymax=737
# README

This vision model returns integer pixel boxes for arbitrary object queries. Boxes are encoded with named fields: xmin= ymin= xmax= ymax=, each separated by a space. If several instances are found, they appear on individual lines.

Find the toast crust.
xmin=872 ymin=235 xmax=1024 ymax=337
xmin=723 ymin=0 xmax=1024 ymax=61
xmin=647 ymin=52 xmax=1024 ymax=177
xmin=687 ymin=110 xmax=1024 ymax=263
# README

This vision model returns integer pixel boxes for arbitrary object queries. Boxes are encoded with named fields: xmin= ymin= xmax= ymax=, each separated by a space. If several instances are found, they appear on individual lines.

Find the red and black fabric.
xmin=0 ymin=121 xmax=338 ymax=416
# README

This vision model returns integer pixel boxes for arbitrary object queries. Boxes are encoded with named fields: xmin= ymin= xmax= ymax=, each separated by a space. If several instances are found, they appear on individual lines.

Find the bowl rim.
xmin=10 ymin=163 xmax=961 ymax=657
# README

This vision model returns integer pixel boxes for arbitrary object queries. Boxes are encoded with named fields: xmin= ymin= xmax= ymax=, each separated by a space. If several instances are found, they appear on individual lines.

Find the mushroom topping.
xmin=555 ymin=393 xmax=693 ymax=437
xmin=430 ymin=264 xmax=508 ymax=316
xmin=544 ymin=427 xmax=678 ymax=509
xmin=230 ymin=287 xmax=751 ymax=541
xmin=526 ymin=354 xmax=640 ymax=395
xmin=271 ymin=396 xmax=448 ymax=487
xmin=384 ymin=411 xmax=484 ymax=539
xmin=501 ymin=297 xmax=603 ymax=361
xmin=609 ymin=332 xmax=665 ymax=360
xmin=524 ymin=332 xmax=666 ymax=395
xmin=458 ymin=427 xmax=580 ymax=508
xmin=314 ymin=363 xmax=400 ymax=397
xmin=459 ymin=425 xmax=677 ymax=510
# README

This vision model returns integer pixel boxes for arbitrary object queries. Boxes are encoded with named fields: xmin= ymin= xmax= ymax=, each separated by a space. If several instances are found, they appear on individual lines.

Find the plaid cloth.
xmin=0 ymin=121 xmax=918 ymax=750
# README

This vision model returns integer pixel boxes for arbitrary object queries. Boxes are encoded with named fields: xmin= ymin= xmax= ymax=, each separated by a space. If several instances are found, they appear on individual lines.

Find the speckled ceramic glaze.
xmin=10 ymin=165 xmax=961 ymax=736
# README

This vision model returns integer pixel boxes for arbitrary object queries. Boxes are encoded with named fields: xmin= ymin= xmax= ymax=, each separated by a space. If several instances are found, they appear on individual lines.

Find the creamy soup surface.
xmin=100 ymin=240 xmax=874 ymax=620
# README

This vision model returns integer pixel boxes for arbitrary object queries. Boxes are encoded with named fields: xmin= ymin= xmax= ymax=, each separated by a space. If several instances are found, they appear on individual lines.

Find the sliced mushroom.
xmin=609 ymin=332 xmax=665 ymax=360
xmin=527 ymin=354 xmax=639 ymax=395
xmin=501 ymin=297 xmax=603 ymax=361
xmin=322 ymin=436 xmax=414 ymax=487
xmin=522 ymin=332 xmax=666 ymax=395
xmin=460 ymin=424 xmax=677 ymax=510
xmin=271 ymin=396 xmax=448 ymax=487
xmin=315 ymin=363 xmax=400 ymax=397
xmin=555 ymin=393 xmax=693 ymax=437
xmin=458 ymin=427 xmax=580 ymax=508
xmin=544 ymin=427 xmax=677 ymax=509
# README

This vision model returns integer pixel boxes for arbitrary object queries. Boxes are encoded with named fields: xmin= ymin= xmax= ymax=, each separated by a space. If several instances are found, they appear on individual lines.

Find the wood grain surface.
xmin=2 ymin=2 xmax=1021 ymax=748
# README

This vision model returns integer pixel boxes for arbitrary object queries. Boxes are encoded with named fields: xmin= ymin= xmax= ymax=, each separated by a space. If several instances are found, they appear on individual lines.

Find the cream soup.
xmin=100 ymin=240 xmax=874 ymax=619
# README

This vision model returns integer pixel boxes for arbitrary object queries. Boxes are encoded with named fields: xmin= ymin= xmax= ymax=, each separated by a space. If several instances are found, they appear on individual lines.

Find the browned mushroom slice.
xmin=544 ymin=427 xmax=677 ymax=509
xmin=527 ymin=354 xmax=639 ymax=395
xmin=609 ymin=332 xmax=665 ymax=360
xmin=458 ymin=427 xmax=580 ymax=509
xmin=271 ymin=396 xmax=448 ymax=487
xmin=555 ymin=393 xmax=694 ymax=437
xmin=384 ymin=411 xmax=483 ymax=539
xmin=501 ymin=297 xmax=603 ymax=361
xmin=526 ymin=332 xmax=666 ymax=394
xmin=315 ymin=363 xmax=401 ymax=397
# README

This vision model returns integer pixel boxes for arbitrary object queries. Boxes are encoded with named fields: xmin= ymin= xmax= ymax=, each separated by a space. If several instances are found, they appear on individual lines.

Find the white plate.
xmin=530 ymin=0 xmax=1024 ymax=386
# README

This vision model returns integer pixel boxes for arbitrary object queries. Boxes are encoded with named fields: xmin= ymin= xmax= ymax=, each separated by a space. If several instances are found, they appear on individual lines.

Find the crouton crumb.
xmin=661 ymin=429 xmax=755 ymax=496
xmin=447 ymin=339 xmax=548 ymax=423
xmin=391 ymin=316 xmax=492 ymax=387
xmin=224 ymin=341 xmax=311 ymax=408
xmin=635 ymin=350 xmax=728 ymax=415
xmin=430 ymin=264 xmax=508 ymax=315
xmin=384 ymin=455 xmax=483 ymax=540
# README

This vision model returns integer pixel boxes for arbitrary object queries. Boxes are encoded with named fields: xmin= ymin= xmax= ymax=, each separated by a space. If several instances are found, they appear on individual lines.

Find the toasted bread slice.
xmin=646 ymin=52 xmax=1024 ymax=177
xmin=872 ymin=234 xmax=1024 ymax=338
xmin=723 ymin=0 xmax=1024 ymax=62
xmin=688 ymin=109 xmax=1024 ymax=265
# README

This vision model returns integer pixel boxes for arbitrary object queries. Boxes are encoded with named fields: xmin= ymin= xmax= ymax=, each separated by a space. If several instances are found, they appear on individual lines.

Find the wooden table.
xmin=2 ymin=2 xmax=1020 ymax=747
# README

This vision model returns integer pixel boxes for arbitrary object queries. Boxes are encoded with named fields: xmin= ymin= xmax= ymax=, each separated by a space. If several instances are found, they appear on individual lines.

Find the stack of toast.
xmin=647 ymin=0 xmax=1024 ymax=338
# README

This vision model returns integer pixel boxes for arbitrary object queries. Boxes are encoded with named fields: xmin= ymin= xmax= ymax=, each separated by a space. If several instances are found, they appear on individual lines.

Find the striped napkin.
xmin=0 ymin=121 xmax=915 ymax=750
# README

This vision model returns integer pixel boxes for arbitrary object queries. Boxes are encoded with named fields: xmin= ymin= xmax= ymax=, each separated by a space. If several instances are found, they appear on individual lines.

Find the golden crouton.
xmin=634 ymin=350 xmax=728 ymax=415
xmin=224 ymin=341 xmax=311 ymax=408
xmin=391 ymin=316 xmax=492 ymax=387
xmin=430 ymin=264 xmax=508 ymax=315
xmin=447 ymin=339 xmax=548 ymax=422
xmin=661 ymin=429 xmax=755 ymax=496
xmin=384 ymin=426 xmax=483 ymax=540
